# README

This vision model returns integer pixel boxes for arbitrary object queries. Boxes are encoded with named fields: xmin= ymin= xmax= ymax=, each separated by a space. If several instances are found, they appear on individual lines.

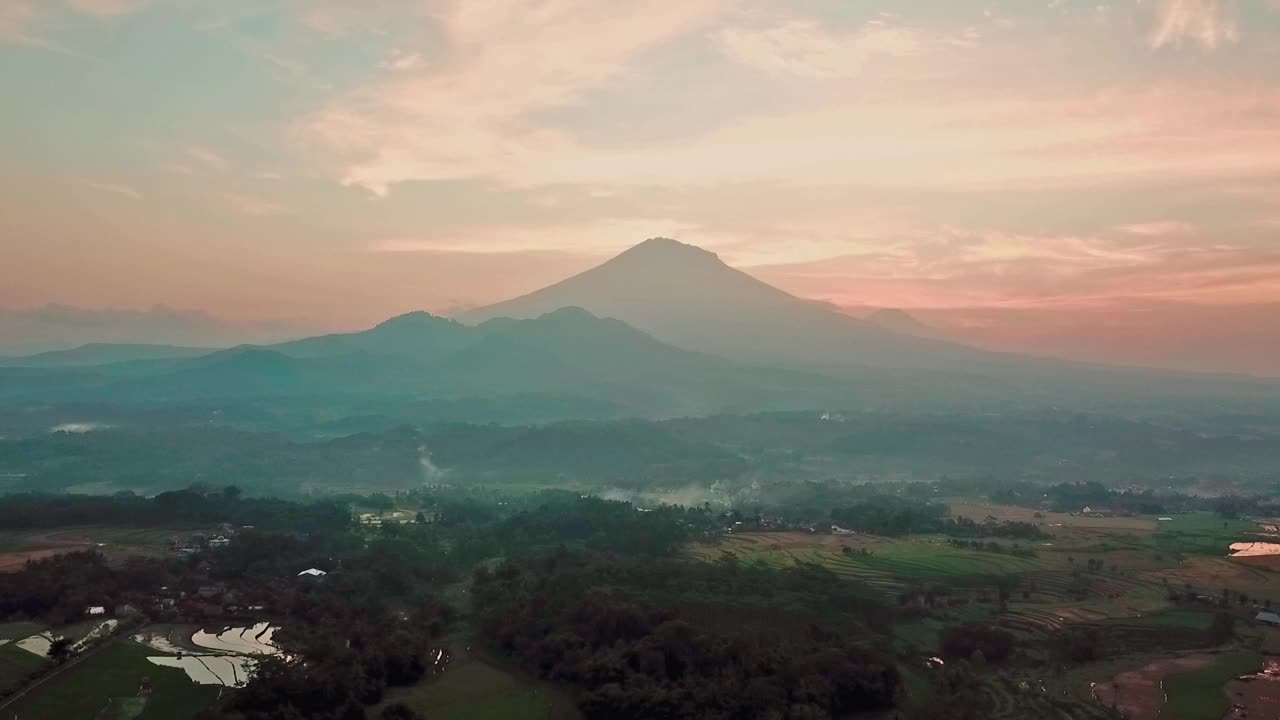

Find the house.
xmin=86 ymin=606 xmax=106 ymax=616
xmin=297 ymin=568 xmax=327 ymax=578
xmin=1256 ymin=611 xmax=1280 ymax=627
xmin=197 ymin=584 xmax=225 ymax=599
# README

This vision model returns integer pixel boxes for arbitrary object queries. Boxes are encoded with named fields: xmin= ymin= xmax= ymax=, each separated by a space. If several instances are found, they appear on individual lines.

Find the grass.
xmin=372 ymin=651 xmax=581 ymax=720
xmin=0 ymin=643 xmax=47 ymax=692
xmin=1160 ymin=649 xmax=1263 ymax=720
xmin=1103 ymin=609 xmax=1216 ymax=631
xmin=894 ymin=619 xmax=944 ymax=651
xmin=0 ymin=621 xmax=44 ymax=641
xmin=4 ymin=640 xmax=220 ymax=720
xmin=1153 ymin=513 xmax=1256 ymax=557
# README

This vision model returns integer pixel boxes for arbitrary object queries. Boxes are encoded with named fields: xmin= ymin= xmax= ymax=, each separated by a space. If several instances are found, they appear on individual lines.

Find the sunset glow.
xmin=2 ymin=0 xmax=1278 ymax=372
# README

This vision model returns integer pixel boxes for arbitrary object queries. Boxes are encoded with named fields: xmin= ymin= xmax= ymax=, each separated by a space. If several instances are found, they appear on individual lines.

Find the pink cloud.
xmin=299 ymin=0 xmax=734 ymax=195
xmin=79 ymin=179 xmax=143 ymax=200
xmin=716 ymin=17 xmax=923 ymax=79
xmin=220 ymin=192 xmax=289 ymax=217
xmin=1149 ymin=0 xmax=1238 ymax=49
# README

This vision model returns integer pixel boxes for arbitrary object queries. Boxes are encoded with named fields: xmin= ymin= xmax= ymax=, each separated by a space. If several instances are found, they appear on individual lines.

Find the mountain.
xmin=864 ymin=309 xmax=935 ymax=337
xmin=0 ymin=307 xmax=860 ymax=417
xmin=459 ymin=238 xmax=1022 ymax=373
xmin=0 ymin=304 xmax=311 ymax=355
xmin=0 ymin=343 xmax=211 ymax=367
xmin=459 ymin=238 xmax=1280 ymax=410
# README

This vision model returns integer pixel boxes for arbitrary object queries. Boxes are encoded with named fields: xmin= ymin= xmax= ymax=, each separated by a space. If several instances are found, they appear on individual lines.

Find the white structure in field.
xmin=297 ymin=568 xmax=327 ymax=577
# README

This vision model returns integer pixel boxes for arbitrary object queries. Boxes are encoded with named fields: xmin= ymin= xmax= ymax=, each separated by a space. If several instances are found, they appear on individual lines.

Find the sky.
xmin=1 ymin=0 xmax=1279 ymax=372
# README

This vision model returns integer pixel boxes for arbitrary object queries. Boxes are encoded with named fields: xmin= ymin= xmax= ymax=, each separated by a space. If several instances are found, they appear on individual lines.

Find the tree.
xmin=48 ymin=636 xmax=73 ymax=661
xmin=415 ymin=511 xmax=427 ymax=524
xmin=1209 ymin=612 xmax=1235 ymax=643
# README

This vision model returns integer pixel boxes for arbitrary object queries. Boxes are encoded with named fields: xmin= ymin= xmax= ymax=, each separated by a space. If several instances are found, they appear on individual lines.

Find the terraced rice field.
xmin=977 ymin=676 xmax=1115 ymax=720
xmin=1141 ymin=556 xmax=1280 ymax=601
xmin=692 ymin=532 xmax=1055 ymax=593
xmin=133 ymin=622 xmax=280 ymax=688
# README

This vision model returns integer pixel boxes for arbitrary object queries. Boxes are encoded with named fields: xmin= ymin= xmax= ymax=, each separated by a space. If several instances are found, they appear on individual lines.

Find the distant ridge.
xmin=0 ymin=343 xmax=210 ymax=368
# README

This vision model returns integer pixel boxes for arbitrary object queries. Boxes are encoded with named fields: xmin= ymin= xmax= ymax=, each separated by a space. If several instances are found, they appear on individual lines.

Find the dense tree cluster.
xmin=473 ymin=553 xmax=899 ymax=720
xmin=0 ymin=486 xmax=351 ymax=532
xmin=944 ymin=515 xmax=1044 ymax=540
xmin=939 ymin=623 xmax=1017 ymax=664
xmin=0 ymin=551 xmax=174 ymax=623
xmin=829 ymin=496 xmax=950 ymax=536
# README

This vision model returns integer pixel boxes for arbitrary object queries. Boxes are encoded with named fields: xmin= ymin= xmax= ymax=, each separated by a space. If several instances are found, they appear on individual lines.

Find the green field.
xmin=1103 ymin=609 xmax=1216 ymax=631
xmin=0 ymin=643 xmax=47 ymax=693
xmin=4 ymin=640 xmax=220 ymax=720
xmin=1160 ymin=650 xmax=1263 ymax=720
xmin=0 ymin=621 xmax=44 ymax=641
xmin=373 ymin=652 xmax=581 ymax=720
xmin=1153 ymin=513 xmax=1256 ymax=556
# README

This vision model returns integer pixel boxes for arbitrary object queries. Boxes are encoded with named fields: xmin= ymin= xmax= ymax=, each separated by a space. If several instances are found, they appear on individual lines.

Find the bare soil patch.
xmin=946 ymin=500 xmax=1155 ymax=531
xmin=0 ymin=547 xmax=85 ymax=573
xmin=1226 ymin=657 xmax=1280 ymax=719
xmin=1092 ymin=654 xmax=1215 ymax=720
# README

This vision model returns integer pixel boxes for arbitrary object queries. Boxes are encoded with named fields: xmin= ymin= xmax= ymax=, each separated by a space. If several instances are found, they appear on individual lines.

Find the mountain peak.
xmin=866 ymin=308 xmax=932 ymax=335
xmin=537 ymin=306 xmax=600 ymax=322
xmin=613 ymin=237 xmax=721 ymax=264
xmin=372 ymin=311 xmax=451 ymax=333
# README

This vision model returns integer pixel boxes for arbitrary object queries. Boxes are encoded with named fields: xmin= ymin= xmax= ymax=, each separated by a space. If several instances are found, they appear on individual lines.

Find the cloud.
xmin=180 ymin=145 xmax=228 ymax=171
xmin=296 ymin=0 xmax=409 ymax=37
xmin=750 ymin=223 xmax=1280 ymax=311
xmin=299 ymin=0 xmax=733 ymax=195
xmin=542 ymin=80 xmax=1280 ymax=192
xmin=220 ymin=192 xmax=290 ymax=217
xmin=1149 ymin=0 xmax=1238 ymax=49
xmin=716 ymin=17 xmax=923 ymax=79
xmin=380 ymin=50 xmax=422 ymax=71
xmin=0 ymin=0 xmax=73 ymax=51
xmin=370 ymin=217 xmax=709 ymax=255
xmin=79 ymin=180 xmax=143 ymax=200
xmin=0 ymin=2 xmax=36 ymax=40
xmin=1115 ymin=221 xmax=1196 ymax=236
xmin=68 ymin=0 xmax=149 ymax=17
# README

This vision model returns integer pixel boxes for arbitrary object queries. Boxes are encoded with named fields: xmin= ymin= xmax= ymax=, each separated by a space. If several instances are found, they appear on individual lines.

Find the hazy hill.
xmin=864 ymin=309 xmax=937 ymax=337
xmin=0 ymin=307 xmax=864 ymax=417
xmin=0 ymin=343 xmax=210 ymax=367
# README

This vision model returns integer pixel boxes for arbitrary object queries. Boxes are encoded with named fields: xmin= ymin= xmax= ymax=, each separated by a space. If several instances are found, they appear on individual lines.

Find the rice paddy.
xmin=136 ymin=622 xmax=281 ymax=688
xmin=2 ymin=640 xmax=220 ymax=720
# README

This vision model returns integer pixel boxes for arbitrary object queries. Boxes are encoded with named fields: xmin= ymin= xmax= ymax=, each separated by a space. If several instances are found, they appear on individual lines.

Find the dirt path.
xmin=1091 ymin=654 xmax=1216 ymax=720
